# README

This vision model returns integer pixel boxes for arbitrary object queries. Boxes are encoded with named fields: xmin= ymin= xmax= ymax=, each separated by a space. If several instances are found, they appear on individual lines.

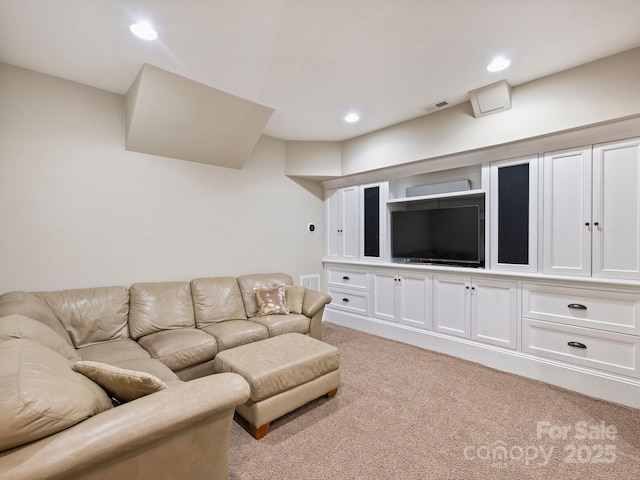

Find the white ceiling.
xmin=1 ymin=0 xmax=639 ymax=142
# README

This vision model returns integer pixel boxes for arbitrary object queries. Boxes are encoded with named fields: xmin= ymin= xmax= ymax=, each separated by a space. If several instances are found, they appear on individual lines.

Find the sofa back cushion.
xmin=36 ymin=286 xmax=130 ymax=348
xmin=0 ymin=314 xmax=81 ymax=362
xmin=0 ymin=291 xmax=74 ymax=346
xmin=0 ymin=338 xmax=113 ymax=452
xmin=129 ymin=282 xmax=194 ymax=339
xmin=285 ymin=285 xmax=306 ymax=315
xmin=190 ymin=277 xmax=247 ymax=327
xmin=236 ymin=273 xmax=293 ymax=318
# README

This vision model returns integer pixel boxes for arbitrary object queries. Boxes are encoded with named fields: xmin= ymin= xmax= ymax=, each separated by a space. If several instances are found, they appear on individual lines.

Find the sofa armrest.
xmin=302 ymin=289 xmax=331 ymax=318
xmin=0 ymin=373 xmax=250 ymax=480
xmin=302 ymin=289 xmax=332 ymax=340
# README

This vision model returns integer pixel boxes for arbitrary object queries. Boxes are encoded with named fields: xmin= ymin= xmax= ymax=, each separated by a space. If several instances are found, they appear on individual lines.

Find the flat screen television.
xmin=391 ymin=204 xmax=484 ymax=267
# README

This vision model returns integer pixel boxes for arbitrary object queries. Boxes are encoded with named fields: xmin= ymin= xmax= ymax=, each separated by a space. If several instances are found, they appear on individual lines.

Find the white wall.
xmin=341 ymin=47 xmax=640 ymax=175
xmin=285 ymin=140 xmax=342 ymax=179
xmin=0 ymin=63 xmax=325 ymax=293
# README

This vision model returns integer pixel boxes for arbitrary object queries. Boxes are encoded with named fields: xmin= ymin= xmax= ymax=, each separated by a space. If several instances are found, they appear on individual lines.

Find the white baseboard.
xmin=324 ymin=309 xmax=640 ymax=409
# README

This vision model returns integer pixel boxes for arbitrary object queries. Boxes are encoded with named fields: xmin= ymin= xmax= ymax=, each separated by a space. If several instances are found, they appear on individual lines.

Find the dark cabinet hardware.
xmin=568 ymin=303 xmax=587 ymax=310
xmin=568 ymin=341 xmax=587 ymax=349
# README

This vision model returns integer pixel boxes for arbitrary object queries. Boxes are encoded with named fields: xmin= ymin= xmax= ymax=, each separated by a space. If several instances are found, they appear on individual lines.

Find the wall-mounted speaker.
xmin=469 ymin=80 xmax=512 ymax=118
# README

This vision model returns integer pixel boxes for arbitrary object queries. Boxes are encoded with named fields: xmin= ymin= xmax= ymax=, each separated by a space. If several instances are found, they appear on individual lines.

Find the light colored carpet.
xmin=228 ymin=322 xmax=640 ymax=479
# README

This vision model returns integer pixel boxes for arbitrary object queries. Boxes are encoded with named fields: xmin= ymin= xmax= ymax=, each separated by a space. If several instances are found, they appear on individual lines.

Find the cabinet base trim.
xmin=324 ymin=309 xmax=640 ymax=409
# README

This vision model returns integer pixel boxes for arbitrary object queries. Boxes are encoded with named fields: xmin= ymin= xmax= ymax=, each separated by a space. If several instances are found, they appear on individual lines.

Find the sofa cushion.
xmin=285 ymin=285 xmax=305 ymax=315
xmin=73 ymin=361 xmax=168 ymax=403
xmin=35 ymin=286 xmax=129 ymax=348
xmin=191 ymin=277 xmax=247 ymax=327
xmin=255 ymin=284 xmax=289 ymax=316
xmin=237 ymin=273 xmax=293 ymax=318
xmin=201 ymin=319 xmax=269 ymax=352
xmin=250 ymin=313 xmax=310 ymax=337
xmin=78 ymin=338 xmax=151 ymax=364
xmin=0 ymin=291 xmax=74 ymax=346
xmin=129 ymin=282 xmax=195 ymax=339
xmin=137 ymin=328 xmax=218 ymax=371
xmin=0 ymin=338 xmax=113 ymax=452
xmin=0 ymin=314 xmax=80 ymax=362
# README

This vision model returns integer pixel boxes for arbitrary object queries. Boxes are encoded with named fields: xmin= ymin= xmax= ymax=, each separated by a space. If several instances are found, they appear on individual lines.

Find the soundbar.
xmin=406 ymin=179 xmax=471 ymax=197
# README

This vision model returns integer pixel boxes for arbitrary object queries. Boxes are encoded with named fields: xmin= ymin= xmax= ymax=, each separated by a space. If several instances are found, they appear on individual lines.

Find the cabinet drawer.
xmin=327 ymin=288 xmax=369 ymax=315
xmin=522 ymin=283 xmax=640 ymax=335
xmin=522 ymin=319 xmax=640 ymax=378
xmin=326 ymin=267 xmax=369 ymax=290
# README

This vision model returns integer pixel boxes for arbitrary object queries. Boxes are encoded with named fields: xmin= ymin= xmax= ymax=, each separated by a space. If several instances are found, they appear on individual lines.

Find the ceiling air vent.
xmin=423 ymin=100 xmax=449 ymax=113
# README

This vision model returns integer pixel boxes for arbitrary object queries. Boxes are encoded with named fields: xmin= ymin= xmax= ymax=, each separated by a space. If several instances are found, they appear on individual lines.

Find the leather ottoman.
xmin=212 ymin=333 xmax=340 ymax=439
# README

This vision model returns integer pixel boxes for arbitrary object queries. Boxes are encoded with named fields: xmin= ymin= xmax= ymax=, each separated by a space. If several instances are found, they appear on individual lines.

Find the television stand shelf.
xmin=387 ymin=188 xmax=485 ymax=205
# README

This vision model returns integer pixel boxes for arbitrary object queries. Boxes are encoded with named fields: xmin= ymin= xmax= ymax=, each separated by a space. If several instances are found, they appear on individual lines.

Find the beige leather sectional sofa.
xmin=0 ymin=273 xmax=331 ymax=480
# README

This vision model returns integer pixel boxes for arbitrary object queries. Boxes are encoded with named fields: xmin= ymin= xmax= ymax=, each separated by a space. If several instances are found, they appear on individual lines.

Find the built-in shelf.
xmin=387 ymin=188 xmax=485 ymax=205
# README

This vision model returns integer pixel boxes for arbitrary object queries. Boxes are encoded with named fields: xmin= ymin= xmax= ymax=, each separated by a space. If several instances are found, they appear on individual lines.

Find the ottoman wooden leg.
xmin=326 ymin=388 xmax=338 ymax=398
xmin=250 ymin=422 xmax=270 ymax=440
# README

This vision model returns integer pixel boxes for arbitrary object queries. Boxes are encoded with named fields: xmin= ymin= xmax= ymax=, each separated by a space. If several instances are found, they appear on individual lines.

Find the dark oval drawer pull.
xmin=342 ymin=298 xmax=350 ymax=303
xmin=342 ymin=276 xmax=350 ymax=281
xmin=568 ymin=341 xmax=587 ymax=349
xmin=568 ymin=303 xmax=587 ymax=310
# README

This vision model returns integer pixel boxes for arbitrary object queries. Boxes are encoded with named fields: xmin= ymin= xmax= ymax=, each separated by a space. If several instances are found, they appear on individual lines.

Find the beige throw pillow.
xmin=255 ymin=284 xmax=289 ymax=316
xmin=73 ymin=361 xmax=168 ymax=403
xmin=284 ymin=285 xmax=305 ymax=314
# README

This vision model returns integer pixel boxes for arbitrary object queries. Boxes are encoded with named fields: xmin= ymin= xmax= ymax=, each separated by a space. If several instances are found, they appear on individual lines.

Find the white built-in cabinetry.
xmin=433 ymin=275 xmax=517 ymax=349
xmin=325 ymin=186 xmax=359 ymax=260
xmin=542 ymin=137 xmax=640 ymax=279
xmin=372 ymin=270 xmax=431 ymax=329
xmin=325 ymin=182 xmax=386 ymax=261
xmin=322 ymin=133 xmax=640 ymax=408
xmin=521 ymin=283 xmax=640 ymax=378
xmin=325 ymin=266 xmax=370 ymax=316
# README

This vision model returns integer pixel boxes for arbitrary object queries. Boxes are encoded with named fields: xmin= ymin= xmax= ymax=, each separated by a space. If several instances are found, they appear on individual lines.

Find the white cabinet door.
xmin=434 ymin=275 xmax=516 ymax=346
xmin=372 ymin=270 xmax=397 ymax=323
xmin=592 ymin=137 xmax=640 ymax=279
xmin=398 ymin=273 xmax=431 ymax=329
xmin=325 ymin=188 xmax=341 ymax=259
xmin=471 ymin=278 xmax=518 ymax=349
xmin=542 ymin=147 xmax=592 ymax=276
xmin=372 ymin=271 xmax=430 ymax=328
xmin=325 ymin=186 xmax=360 ymax=260
xmin=542 ymin=138 xmax=640 ymax=280
xmin=341 ymin=186 xmax=360 ymax=260
xmin=433 ymin=275 xmax=470 ymax=338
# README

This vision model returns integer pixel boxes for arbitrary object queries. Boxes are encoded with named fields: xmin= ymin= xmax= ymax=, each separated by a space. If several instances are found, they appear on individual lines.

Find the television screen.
xmin=391 ymin=205 xmax=483 ymax=266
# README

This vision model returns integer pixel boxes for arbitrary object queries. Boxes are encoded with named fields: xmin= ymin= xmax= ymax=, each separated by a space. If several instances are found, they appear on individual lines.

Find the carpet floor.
xmin=228 ymin=322 xmax=640 ymax=479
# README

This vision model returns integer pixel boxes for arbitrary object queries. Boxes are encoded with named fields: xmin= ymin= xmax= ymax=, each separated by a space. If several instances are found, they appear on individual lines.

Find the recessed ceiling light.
xmin=487 ymin=57 xmax=511 ymax=72
xmin=130 ymin=21 xmax=158 ymax=41
xmin=344 ymin=113 xmax=360 ymax=123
